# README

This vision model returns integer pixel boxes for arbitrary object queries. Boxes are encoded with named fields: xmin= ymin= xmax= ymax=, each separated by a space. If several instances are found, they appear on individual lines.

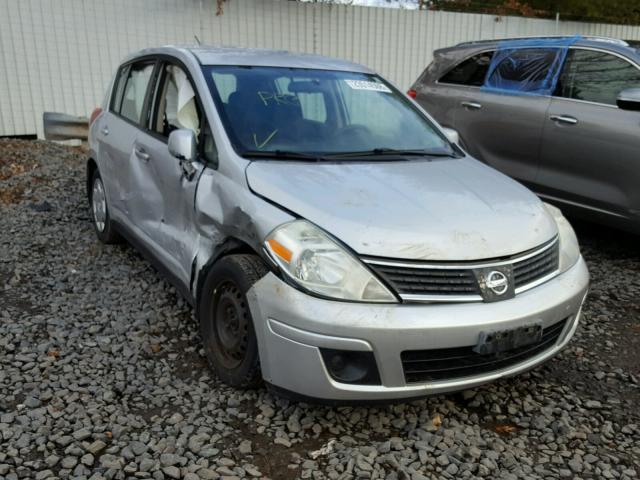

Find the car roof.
xmin=122 ymin=45 xmax=374 ymax=73
xmin=437 ymin=35 xmax=640 ymax=60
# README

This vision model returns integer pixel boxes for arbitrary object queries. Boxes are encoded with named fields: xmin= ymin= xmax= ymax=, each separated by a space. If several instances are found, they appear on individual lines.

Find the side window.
xmin=110 ymin=66 xmax=129 ymax=113
xmin=485 ymin=48 xmax=561 ymax=93
xmin=119 ymin=62 xmax=155 ymax=124
xmin=152 ymin=64 xmax=202 ymax=139
xmin=555 ymin=49 xmax=640 ymax=106
xmin=439 ymin=51 xmax=494 ymax=87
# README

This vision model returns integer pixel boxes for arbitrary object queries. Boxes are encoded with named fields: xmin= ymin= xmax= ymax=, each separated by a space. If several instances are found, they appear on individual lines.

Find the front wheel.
xmin=197 ymin=254 xmax=268 ymax=388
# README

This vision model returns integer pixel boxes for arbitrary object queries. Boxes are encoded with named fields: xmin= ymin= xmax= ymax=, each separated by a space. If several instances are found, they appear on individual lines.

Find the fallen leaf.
xmin=151 ymin=344 xmax=161 ymax=353
xmin=105 ymin=431 xmax=113 ymax=439
xmin=493 ymin=423 xmax=517 ymax=434
xmin=432 ymin=414 xmax=442 ymax=428
xmin=47 ymin=349 xmax=60 ymax=359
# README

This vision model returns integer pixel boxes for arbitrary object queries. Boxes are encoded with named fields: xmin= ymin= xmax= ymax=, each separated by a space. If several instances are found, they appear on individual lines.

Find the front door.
xmin=537 ymin=48 xmax=640 ymax=219
xmin=133 ymin=61 xmax=214 ymax=288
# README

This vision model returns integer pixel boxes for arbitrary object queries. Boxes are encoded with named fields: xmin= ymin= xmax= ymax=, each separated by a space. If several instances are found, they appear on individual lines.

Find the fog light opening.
xmin=320 ymin=348 xmax=381 ymax=385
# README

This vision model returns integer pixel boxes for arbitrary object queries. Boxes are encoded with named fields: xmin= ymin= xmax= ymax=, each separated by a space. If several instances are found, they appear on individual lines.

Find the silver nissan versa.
xmin=87 ymin=46 xmax=589 ymax=402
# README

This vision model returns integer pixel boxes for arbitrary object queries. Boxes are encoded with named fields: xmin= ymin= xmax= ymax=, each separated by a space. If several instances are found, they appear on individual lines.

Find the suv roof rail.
xmin=455 ymin=35 xmax=629 ymax=48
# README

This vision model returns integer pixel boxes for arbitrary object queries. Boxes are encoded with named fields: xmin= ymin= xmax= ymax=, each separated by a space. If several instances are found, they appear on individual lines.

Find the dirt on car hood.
xmin=246 ymin=157 xmax=557 ymax=261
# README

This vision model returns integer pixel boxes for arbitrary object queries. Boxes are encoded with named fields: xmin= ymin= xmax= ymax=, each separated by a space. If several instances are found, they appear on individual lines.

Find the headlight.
xmin=264 ymin=220 xmax=397 ymax=302
xmin=543 ymin=203 xmax=580 ymax=273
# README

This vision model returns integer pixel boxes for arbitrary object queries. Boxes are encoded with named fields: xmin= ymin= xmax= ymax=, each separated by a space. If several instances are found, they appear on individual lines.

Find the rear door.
xmin=537 ymin=48 xmax=640 ymax=218
xmin=454 ymin=48 xmax=559 ymax=186
xmin=415 ymin=50 xmax=493 ymax=131
xmin=97 ymin=60 xmax=157 ymax=222
xmin=133 ymin=60 xmax=215 ymax=287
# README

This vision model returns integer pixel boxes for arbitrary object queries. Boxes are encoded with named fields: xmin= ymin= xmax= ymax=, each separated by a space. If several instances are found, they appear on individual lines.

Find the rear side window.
xmin=555 ymin=49 xmax=640 ymax=106
xmin=119 ymin=62 xmax=155 ymax=124
xmin=485 ymin=48 xmax=562 ymax=94
xmin=110 ymin=66 xmax=129 ymax=113
xmin=439 ymin=51 xmax=494 ymax=87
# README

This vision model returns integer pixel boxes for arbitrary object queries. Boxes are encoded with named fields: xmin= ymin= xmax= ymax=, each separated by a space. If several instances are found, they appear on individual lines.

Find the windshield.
xmin=202 ymin=66 xmax=454 ymax=158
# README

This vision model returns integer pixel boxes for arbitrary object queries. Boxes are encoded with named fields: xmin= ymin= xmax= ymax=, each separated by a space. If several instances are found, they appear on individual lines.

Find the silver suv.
xmin=88 ymin=46 xmax=589 ymax=402
xmin=410 ymin=36 xmax=640 ymax=235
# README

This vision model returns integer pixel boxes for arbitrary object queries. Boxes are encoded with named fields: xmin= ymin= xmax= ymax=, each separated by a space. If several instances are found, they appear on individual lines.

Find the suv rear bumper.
xmin=247 ymin=256 xmax=589 ymax=401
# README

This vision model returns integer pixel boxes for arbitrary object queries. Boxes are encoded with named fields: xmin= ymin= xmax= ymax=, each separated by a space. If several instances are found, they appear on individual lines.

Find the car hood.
xmin=246 ymin=157 xmax=557 ymax=261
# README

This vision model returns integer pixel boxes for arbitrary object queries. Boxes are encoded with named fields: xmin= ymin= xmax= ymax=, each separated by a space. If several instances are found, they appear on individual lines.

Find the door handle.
xmin=133 ymin=146 xmax=150 ymax=161
xmin=550 ymin=115 xmax=578 ymax=125
xmin=461 ymin=101 xmax=482 ymax=110
xmin=101 ymin=126 xmax=109 ymax=135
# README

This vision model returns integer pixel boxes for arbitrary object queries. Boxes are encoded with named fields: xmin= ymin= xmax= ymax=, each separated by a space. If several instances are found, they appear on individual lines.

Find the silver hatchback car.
xmin=88 ymin=46 xmax=589 ymax=402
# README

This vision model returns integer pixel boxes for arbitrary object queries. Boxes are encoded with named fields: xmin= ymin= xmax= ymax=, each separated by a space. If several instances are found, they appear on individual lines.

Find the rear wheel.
xmin=198 ymin=254 xmax=268 ymax=388
xmin=89 ymin=169 xmax=120 ymax=244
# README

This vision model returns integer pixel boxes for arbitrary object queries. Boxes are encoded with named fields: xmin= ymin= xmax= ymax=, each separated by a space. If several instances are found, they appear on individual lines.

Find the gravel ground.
xmin=0 ymin=138 xmax=639 ymax=480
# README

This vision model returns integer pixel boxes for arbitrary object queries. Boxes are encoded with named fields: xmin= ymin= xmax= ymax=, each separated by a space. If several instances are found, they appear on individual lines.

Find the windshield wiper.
xmin=326 ymin=148 xmax=460 ymax=159
xmin=240 ymin=150 xmax=327 ymax=161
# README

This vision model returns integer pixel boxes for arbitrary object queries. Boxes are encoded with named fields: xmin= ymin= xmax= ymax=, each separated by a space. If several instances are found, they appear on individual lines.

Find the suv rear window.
xmin=439 ymin=51 xmax=494 ymax=87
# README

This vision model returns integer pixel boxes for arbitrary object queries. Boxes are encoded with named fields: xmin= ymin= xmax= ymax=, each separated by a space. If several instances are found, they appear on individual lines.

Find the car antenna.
xmin=194 ymin=34 xmax=201 ymax=46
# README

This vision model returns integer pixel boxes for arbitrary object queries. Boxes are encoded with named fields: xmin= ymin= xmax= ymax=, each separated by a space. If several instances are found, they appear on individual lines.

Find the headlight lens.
xmin=543 ymin=203 xmax=580 ymax=273
xmin=264 ymin=220 xmax=397 ymax=302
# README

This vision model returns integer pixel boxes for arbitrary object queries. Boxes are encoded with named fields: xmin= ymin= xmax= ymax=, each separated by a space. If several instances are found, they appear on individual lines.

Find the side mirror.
xmin=617 ymin=88 xmax=640 ymax=111
xmin=168 ymin=129 xmax=197 ymax=162
xmin=442 ymin=127 xmax=460 ymax=145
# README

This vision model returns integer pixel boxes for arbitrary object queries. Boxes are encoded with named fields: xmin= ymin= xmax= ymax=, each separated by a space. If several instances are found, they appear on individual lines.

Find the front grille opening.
xmin=401 ymin=317 xmax=568 ymax=384
xmin=366 ymin=238 xmax=559 ymax=302
xmin=372 ymin=266 xmax=480 ymax=296
xmin=514 ymin=242 xmax=559 ymax=288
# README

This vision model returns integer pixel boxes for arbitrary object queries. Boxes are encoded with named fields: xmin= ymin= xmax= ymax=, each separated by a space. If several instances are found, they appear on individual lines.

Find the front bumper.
xmin=247 ymin=256 xmax=589 ymax=401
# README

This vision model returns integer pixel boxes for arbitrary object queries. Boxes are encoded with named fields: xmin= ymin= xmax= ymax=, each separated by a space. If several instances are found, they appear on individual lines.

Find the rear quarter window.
xmin=439 ymin=51 xmax=494 ymax=87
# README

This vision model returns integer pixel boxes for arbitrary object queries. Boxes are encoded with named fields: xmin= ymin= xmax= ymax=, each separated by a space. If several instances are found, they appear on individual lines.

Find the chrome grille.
xmin=365 ymin=237 xmax=559 ymax=303
xmin=369 ymin=266 xmax=480 ymax=296
xmin=513 ymin=242 xmax=559 ymax=290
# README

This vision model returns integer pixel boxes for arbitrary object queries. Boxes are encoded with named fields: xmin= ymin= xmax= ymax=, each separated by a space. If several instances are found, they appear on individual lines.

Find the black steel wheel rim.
xmin=212 ymin=280 xmax=249 ymax=369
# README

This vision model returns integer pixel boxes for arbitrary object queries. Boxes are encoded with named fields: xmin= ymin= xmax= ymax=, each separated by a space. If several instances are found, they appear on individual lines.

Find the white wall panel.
xmin=1 ymin=0 xmax=640 ymax=137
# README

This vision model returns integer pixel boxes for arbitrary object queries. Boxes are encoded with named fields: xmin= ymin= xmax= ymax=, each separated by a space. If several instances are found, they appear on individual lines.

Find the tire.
xmin=197 ymin=254 xmax=268 ymax=388
xmin=89 ymin=169 xmax=120 ymax=244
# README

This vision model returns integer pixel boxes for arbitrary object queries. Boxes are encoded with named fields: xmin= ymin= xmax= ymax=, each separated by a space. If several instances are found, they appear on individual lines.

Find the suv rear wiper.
xmin=240 ymin=150 xmax=327 ymax=161
xmin=326 ymin=148 xmax=460 ymax=158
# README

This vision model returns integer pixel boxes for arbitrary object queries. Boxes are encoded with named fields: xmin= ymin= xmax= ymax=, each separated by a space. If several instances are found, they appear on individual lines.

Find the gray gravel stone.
xmin=0 ymin=139 xmax=638 ymax=480
xmin=163 ymin=465 xmax=181 ymax=479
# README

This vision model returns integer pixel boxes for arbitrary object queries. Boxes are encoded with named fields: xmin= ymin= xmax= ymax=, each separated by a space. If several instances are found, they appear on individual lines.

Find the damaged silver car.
xmin=87 ymin=46 xmax=589 ymax=402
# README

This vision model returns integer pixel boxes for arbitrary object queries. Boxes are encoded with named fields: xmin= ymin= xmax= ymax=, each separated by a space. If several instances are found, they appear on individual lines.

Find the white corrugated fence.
xmin=1 ymin=0 xmax=640 ymax=138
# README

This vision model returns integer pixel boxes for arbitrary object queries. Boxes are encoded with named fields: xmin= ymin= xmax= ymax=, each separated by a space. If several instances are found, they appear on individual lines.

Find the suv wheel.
xmin=198 ymin=254 xmax=268 ymax=388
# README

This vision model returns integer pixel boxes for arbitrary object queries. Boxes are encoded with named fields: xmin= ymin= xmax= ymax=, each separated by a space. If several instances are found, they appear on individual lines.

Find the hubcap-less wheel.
xmin=92 ymin=177 xmax=107 ymax=233
xmin=213 ymin=281 xmax=249 ymax=369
